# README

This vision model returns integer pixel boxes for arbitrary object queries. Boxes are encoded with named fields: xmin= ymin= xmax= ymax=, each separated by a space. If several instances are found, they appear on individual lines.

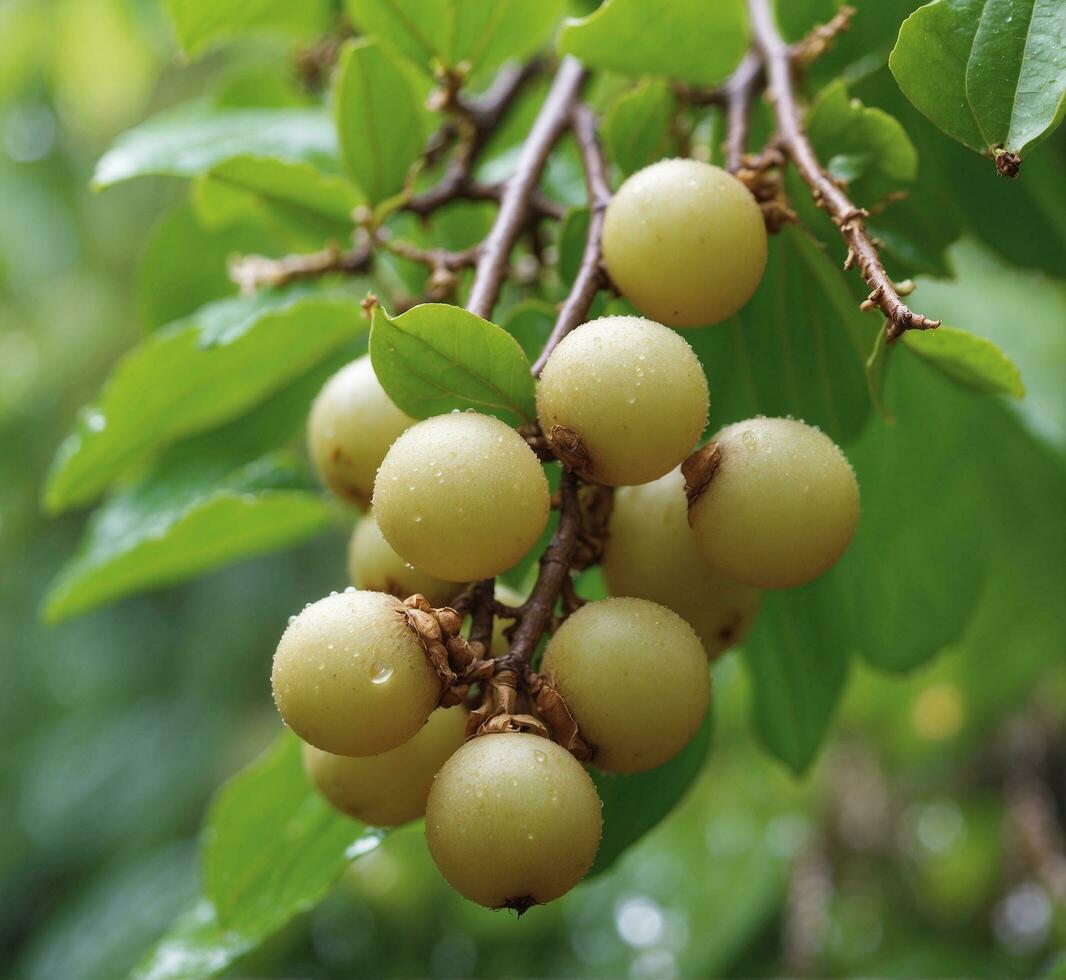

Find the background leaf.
xmin=901 ymin=326 xmax=1025 ymax=398
xmin=602 ymin=78 xmax=676 ymax=176
xmin=46 ymin=289 xmax=367 ymax=513
xmin=558 ymin=0 xmax=749 ymax=86
xmin=333 ymin=39 xmax=426 ymax=206
xmin=370 ymin=303 xmax=536 ymax=424
xmin=889 ymin=0 xmax=1066 ymax=158
xmin=589 ymin=707 xmax=713 ymax=875
xmin=165 ymin=0 xmax=332 ymax=57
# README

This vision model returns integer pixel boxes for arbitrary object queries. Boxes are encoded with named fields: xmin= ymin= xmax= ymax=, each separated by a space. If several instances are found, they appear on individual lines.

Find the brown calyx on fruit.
xmin=401 ymin=594 xmax=482 ymax=700
xmin=526 ymin=671 xmax=594 ymax=762
xmin=682 ymin=442 xmax=722 ymax=516
xmin=546 ymin=424 xmax=593 ymax=477
xmin=502 ymin=895 xmax=537 ymax=916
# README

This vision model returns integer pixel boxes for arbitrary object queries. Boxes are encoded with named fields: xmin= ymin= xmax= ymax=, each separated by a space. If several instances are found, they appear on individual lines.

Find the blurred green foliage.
xmin=2 ymin=1 xmax=1065 ymax=978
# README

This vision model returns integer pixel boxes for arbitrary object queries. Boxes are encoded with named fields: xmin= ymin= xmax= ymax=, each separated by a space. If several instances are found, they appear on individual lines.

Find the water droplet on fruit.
xmin=534 ymin=750 xmax=546 ymax=764
xmin=370 ymin=661 xmax=393 ymax=684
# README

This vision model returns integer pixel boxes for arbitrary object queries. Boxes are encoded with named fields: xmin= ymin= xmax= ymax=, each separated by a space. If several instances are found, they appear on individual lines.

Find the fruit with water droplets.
xmin=303 ymin=705 xmax=467 ymax=825
xmin=536 ymin=316 xmax=708 ymax=486
xmin=271 ymin=591 xmax=439 ymax=756
xmin=425 ymin=733 xmax=602 ymax=909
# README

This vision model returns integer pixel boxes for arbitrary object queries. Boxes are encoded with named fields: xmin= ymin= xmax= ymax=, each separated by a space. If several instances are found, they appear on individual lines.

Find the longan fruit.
xmin=308 ymin=356 xmax=414 ymax=507
xmin=303 ymin=706 xmax=467 ymax=826
xmin=603 ymin=467 xmax=761 ymax=659
xmin=536 ymin=316 xmax=709 ymax=486
xmin=372 ymin=413 xmax=550 ymax=581
xmin=540 ymin=597 xmax=710 ymax=773
xmin=602 ymin=158 xmax=767 ymax=327
xmin=348 ymin=511 xmax=464 ymax=607
xmin=425 ymin=733 xmax=602 ymax=909
xmin=687 ymin=417 xmax=860 ymax=589
xmin=271 ymin=591 xmax=440 ymax=757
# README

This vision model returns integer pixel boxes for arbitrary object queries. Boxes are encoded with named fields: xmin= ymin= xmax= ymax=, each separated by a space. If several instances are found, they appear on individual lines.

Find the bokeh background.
xmin=2 ymin=1 xmax=1065 ymax=977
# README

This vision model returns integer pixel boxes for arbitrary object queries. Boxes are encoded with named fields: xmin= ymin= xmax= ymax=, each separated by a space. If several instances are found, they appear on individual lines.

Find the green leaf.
xmin=346 ymin=0 xmax=565 ymax=76
xmin=558 ymin=0 xmax=749 ymax=86
xmin=589 ymin=706 xmax=713 ymax=875
xmin=334 ymin=39 xmax=426 ymax=206
xmin=602 ymin=78 xmax=676 ymax=176
xmin=42 ymin=363 xmax=344 ymax=621
xmin=688 ymin=226 xmax=872 ymax=445
xmin=889 ymin=0 xmax=1066 ymax=159
xmin=165 ymin=0 xmax=332 ymax=57
xmin=901 ymin=326 xmax=1025 ymax=398
xmin=370 ymin=302 xmax=537 ymax=424
xmin=806 ymin=80 xmax=917 ymax=205
xmin=95 ymin=104 xmax=341 ymax=188
xmin=865 ymin=327 xmax=894 ymax=422
xmin=135 ymin=733 xmax=386 ymax=979
xmin=46 ymin=289 xmax=367 ymax=514
xmin=743 ymin=577 xmax=852 ymax=774
xmin=500 ymin=299 xmax=554 ymax=361
xmin=557 ymin=206 xmax=590 ymax=286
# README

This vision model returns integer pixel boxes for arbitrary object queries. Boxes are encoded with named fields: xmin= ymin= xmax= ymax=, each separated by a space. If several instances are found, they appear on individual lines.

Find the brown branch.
xmin=405 ymin=176 xmax=564 ymax=221
xmin=747 ymin=0 xmax=940 ymax=342
xmin=720 ymin=51 xmax=763 ymax=174
xmin=466 ymin=578 xmax=497 ymax=651
xmin=531 ymin=103 xmax=612 ymax=375
xmin=466 ymin=57 xmax=587 ymax=320
xmin=228 ymin=242 xmax=371 ymax=294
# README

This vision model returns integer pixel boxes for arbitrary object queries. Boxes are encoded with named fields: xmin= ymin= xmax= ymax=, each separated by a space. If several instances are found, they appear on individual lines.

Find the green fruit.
xmin=426 ymin=733 xmax=602 ymax=909
xmin=272 ymin=591 xmax=440 ymax=756
xmin=348 ymin=511 xmax=464 ymax=607
xmin=602 ymin=158 xmax=767 ymax=327
xmin=373 ymin=413 xmax=550 ymax=581
xmin=603 ymin=467 xmax=761 ymax=659
xmin=536 ymin=316 xmax=708 ymax=486
xmin=541 ymin=597 xmax=710 ymax=773
xmin=303 ymin=706 xmax=467 ymax=826
xmin=688 ymin=417 xmax=860 ymax=588
xmin=308 ymin=356 xmax=414 ymax=507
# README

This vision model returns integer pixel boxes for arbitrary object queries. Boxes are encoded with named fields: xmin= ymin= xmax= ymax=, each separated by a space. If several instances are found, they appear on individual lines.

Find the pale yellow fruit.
xmin=540 ymin=597 xmax=709 ymax=773
xmin=425 ymin=733 xmax=602 ymax=909
xmin=373 ymin=413 xmax=550 ymax=581
xmin=603 ymin=467 xmax=761 ymax=659
xmin=348 ymin=512 xmax=463 ymax=607
xmin=308 ymin=356 xmax=414 ymax=507
xmin=688 ymin=417 xmax=860 ymax=589
xmin=602 ymin=158 xmax=767 ymax=328
xmin=303 ymin=706 xmax=467 ymax=826
xmin=271 ymin=591 xmax=440 ymax=757
xmin=536 ymin=316 xmax=708 ymax=486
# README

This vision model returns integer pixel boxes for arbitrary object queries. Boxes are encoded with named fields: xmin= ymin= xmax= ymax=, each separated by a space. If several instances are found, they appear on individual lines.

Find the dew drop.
xmin=370 ymin=661 xmax=394 ymax=684
xmin=534 ymin=750 xmax=547 ymax=764
xmin=287 ymin=615 xmax=296 ymax=625
xmin=345 ymin=585 xmax=356 ymax=593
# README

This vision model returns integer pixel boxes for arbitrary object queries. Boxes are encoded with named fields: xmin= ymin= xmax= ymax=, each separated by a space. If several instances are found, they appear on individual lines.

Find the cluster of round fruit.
xmin=271 ymin=159 xmax=861 ymax=910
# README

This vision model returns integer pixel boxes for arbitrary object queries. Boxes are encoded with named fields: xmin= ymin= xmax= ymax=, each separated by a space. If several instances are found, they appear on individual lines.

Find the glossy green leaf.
xmin=346 ymin=0 xmax=565 ymax=76
xmin=807 ymin=80 xmax=917 ymax=204
xmin=500 ymin=300 xmax=554 ymax=361
xmin=558 ymin=0 xmax=749 ymax=86
xmin=865 ymin=327 xmax=894 ymax=421
xmin=135 ymin=733 xmax=386 ymax=979
xmin=95 ymin=104 xmax=341 ymax=188
xmin=889 ymin=0 xmax=1066 ymax=159
xmin=743 ymin=576 xmax=852 ymax=774
xmin=46 ymin=289 xmax=367 ymax=514
xmin=370 ymin=302 xmax=537 ymax=424
xmin=165 ymin=0 xmax=332 ymax=57
xmin=901 ymin=326 xmax=1025 ymax=398
xmin=602 ymin=78 xmax=676 ymax=176
xmin=589 ymin=706 xmax=713 ymax=875
xmin=334 ymin=39 xmax=426 ymax=206
xmin=688 ymin=226 xmax=872 ymax=445
xmin=42 ymin=363 xmax=344 ymax=621
xmin=557 ymin=206 xmax=590 ymax=286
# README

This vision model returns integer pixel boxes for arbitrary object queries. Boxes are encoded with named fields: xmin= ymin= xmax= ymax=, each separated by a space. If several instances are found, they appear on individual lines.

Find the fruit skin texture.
xmin=348 ymin=511 xmax=463 ymax=608
xmin=688 ymin=417 xmax=860 ymax=589
xmin=536 ymin=316 xmax=709 ymax=487
xmin=425 ymin=733 xmax=602 ymax=909
xmin=373 ymin=413 xmax=550 ymax=582
xmin=308 ymin=356 xmax=414 ymax=507
xmin=540 ymin=597 xmax=710 ymax=774
xmin=303 ymin=706 xmax=467 ymax=826
xmin=271 ymin=591 xmax=440 ymax=757
xmin=603 ymin=467 xmax=761 ymax=659
xmin=602 ymin=158 xmax=767 ymax=328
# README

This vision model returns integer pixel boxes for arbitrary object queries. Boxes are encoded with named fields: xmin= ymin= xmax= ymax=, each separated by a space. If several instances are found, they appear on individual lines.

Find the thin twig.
xmin=531 ymin=103 xmax=612 ymax=375
xmin=228 ymin=242 xmax=371 ymax=294
xmin=466 ymin=57 xmax=587 ymax=320
xmin=721 ymin=51 xmax=763 ymax=174
xmin=747 ymin=0 xmax=940 ymax=342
